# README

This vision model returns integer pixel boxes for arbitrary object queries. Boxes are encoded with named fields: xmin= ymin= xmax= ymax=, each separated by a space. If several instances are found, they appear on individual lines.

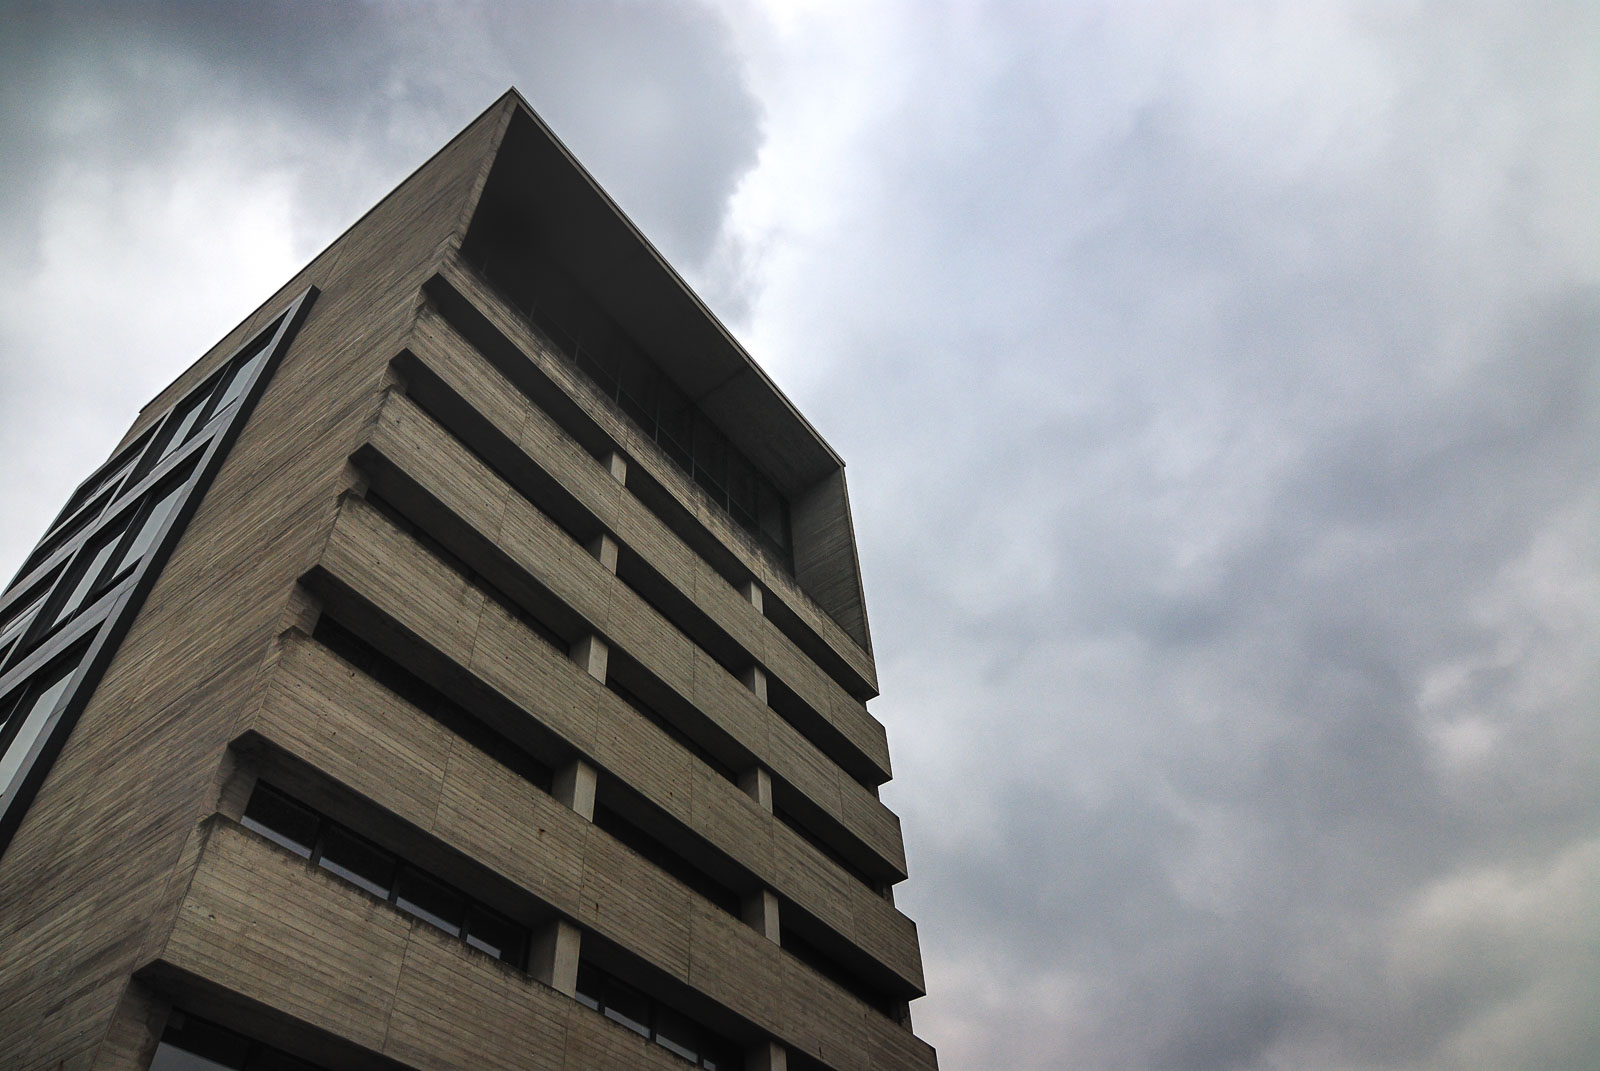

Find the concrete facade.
xmin=0 ymin=91 xmax=938 ymax=1071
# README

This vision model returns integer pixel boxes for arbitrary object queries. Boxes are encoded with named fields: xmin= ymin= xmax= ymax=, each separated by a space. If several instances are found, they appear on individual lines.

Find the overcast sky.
xmin=2 ymin=3 xmax=1597 ymax=1069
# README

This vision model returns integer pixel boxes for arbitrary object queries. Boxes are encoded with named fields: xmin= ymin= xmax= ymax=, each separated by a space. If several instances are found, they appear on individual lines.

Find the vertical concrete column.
xmin=740 ymin=664 xmax=768 ymax=705
xmin=585 ymin=531 xmax=619 ymax=574
xmin=553 ymin=759 xmax=597 ymax=822
xmin=570 ymin=633 xmax=609 ymax=683
xmin=739 ymin=578 xmax=764 ymax=613
xmin=742 ymin=888 xmax=781 ymax=944
xmin=745 ymin=1041 xmax=787 ymax=1071
xmin=738 ymin=766 xmax=773 ymax=813
xmin=601 ymin=449 xmax=628 ymax=483
xmin=530 ymin=918 xmax=583 ymax=997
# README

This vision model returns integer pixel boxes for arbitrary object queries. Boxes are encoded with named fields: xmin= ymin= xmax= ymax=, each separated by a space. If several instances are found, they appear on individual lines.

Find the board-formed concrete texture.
xmin=0 ymin=91 xmax=938 ymax=1071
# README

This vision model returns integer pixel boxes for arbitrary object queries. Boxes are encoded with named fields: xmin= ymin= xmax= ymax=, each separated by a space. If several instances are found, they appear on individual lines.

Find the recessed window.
xmin=150 ymin=1011 xmax=326 ymax=1071
xmin=241 ymin=784 xmax=318 ymax=858
xmin=238 ymin=781 xmax=527 ymax=969
xmin=465 ymin=905 xmax=523 ymax=960
xmin=395 ymin=869 xmax=467 ymax=935
xmin=574 ymin=961 xmax=737 ymax=1069
xmin=316 ymin=825 xmax=396 ymax=899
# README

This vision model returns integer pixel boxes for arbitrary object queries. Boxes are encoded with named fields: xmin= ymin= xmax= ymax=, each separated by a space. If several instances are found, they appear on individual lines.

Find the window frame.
xmin=0 ymin=287 xmax=316 ymax=858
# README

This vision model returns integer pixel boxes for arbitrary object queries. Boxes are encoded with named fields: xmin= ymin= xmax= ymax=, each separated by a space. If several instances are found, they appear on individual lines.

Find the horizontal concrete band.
xmin=423 ymin=259 xmax=881 ymax=704
xmin=392 ymin=312 xmax=890 ymax=783
xmin=351 ymin=402 xmax=905 ymax=877
xmin=202 ymin=729 xmax=933 ymax=1068
xmin=155 ymin=820 xmax=778 ymax=1071
xmin=248 ymin=633 xmax=924 ymax=994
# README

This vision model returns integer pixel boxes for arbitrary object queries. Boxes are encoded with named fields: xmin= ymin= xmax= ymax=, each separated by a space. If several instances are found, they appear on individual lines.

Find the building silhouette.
xmin=0 ymin=91 xmax=937 ymax=1071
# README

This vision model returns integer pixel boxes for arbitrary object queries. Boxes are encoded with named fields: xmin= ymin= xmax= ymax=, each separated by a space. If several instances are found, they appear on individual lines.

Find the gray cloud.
xmin=3 ymin=3 xmax=1597 ymax=1070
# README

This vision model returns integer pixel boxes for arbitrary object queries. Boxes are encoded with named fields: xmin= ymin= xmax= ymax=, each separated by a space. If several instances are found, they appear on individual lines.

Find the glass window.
xmin=44 ymin=531 xmax=123 ymax=632
xmin=692 ymin=417 xmax=727 ymax=494
xmin=465 ymin=904 xmax=523 ymax=964
xmin=316 ymin=826 xmax=396 ymax=899
xmin=394 ymin=869 xmax=466 ymax=935
xmin=0 ymin=652 xmax=82 ymax=798
xmin=574 ymin=963 xmax=603 ymax=1010
xmin=151 ymin=1011 xmax=329 ymax=1071
xmin=0 ymin=584 xmax=52 ymax=659
xmin=39 ymin=482 xmax=118 ymax=559
xmin=152 ymin=390 xmax=211 ymax=465
xmin=108 ymin=477 xmax=187 ymax=579
xmin=241 ymin=785 xmax=320 ymax=859
xmin=601 ymin=976 xmax=653 ymax=1038
xmin=652 ymin=1005 xmax=701 ymax=1062
xmin=55 ymin=424 xmax=154 ymax=523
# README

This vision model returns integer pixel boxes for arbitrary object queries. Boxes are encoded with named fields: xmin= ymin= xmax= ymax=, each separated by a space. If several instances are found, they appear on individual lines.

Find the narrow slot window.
xmin=600 ymin=975 xmax=652 ymax=1038
xmin=394 ymin=868 xmax=467 ymax=935
xmin=241 ymin=784 xmax=319 ymax=859
xmin=316 ymin=826 xmax=396 ymax=899
xmin=465 ymin=904 xmax=524 ymax=965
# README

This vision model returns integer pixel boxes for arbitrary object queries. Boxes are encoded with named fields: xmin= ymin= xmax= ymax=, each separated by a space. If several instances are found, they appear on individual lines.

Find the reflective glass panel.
xmin=0 ymin=586 xmax=51 ymax=653
xmin=46 ymin=534 xmax=122 ymax=631
xmin=211 ymin=345 xmax=269 ymax=414
xmin=109 ymin=478 xmax=186 ymax=579
xmin=154 ymin=394 xmax=209 ymax=464
xmin=0 ymin=654 xmax=81 ymax=797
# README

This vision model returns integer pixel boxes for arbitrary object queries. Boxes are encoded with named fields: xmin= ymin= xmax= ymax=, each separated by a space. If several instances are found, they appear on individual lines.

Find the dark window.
xmin=601 ymin=975 xmax=653 ymax=1037
xmin=310 ymin=616 xmax=553 ymax=792
xmin=148 ymin=385 xmax=213 ymax=468
xmin=54 ymin=423 xmax=154 ymax=522
xmin=573 ymin=959 xmax=737 ymax=1068
xmin=238 ymin=782 xmax=528 ymax=969
xmin=32 ymin=484 xmax=117 ymax=567
xmin=653 ymin=1004 xmax=701 ymax=1062
xmin=240 ymin=784 xmax=318 ymax=858
xmin=394 ymin=868 xmax=467 ymax=935
xmin=593 ymin=801 xmax=740 ymax=917
xmin=317 ymin=825 xmax=396 ymax=898
xmin=150 ymin=1011 xmax=327 ymax=1071
xmin=781 ymin=922 xmax=899 ymax=1018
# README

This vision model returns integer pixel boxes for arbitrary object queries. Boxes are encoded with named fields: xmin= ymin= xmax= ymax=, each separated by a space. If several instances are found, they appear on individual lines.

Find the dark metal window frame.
xmin=240 ymin=781 xmax=528 ymax=969
xmin=0 ymin=287 xmax=317 ymax=858
xmin=574 ymin=959 xmax=738 ymax=1070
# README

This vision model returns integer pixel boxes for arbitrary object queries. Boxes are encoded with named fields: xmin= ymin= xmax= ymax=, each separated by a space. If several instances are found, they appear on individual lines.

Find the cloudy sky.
xmin=2 ymin=2 xmax=1597 ymax=1068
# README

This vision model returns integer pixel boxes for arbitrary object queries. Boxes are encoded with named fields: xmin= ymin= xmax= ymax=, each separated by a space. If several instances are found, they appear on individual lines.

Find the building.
xmin=0 ymin=91 xmax=939 ymax=1071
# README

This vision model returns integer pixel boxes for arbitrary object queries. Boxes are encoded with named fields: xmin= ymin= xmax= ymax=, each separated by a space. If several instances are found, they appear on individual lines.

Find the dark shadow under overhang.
xmin=462 ymin=103 xmax=842 ymax=496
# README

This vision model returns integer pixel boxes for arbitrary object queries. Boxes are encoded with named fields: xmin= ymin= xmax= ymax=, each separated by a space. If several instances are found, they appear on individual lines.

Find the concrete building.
xmin=0 ymin=91 xmax=937 ymax=1071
